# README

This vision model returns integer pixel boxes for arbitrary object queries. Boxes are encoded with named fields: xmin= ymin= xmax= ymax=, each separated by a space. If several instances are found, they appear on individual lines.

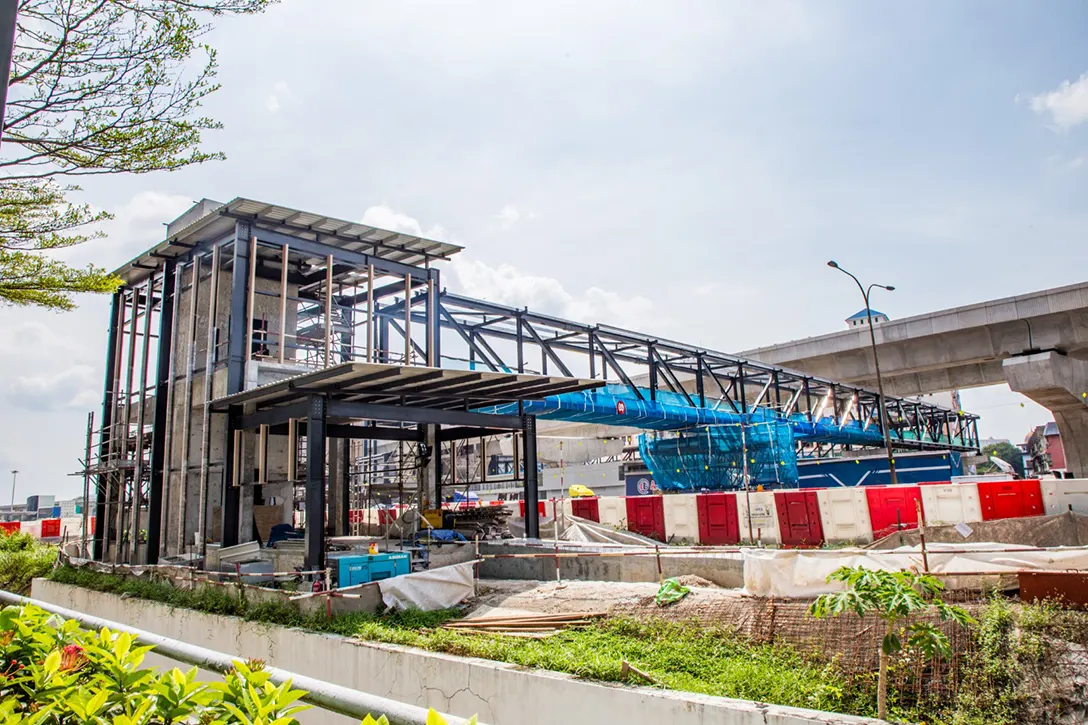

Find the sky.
xmin=2 ymin=0 xmax=1087 ymax=500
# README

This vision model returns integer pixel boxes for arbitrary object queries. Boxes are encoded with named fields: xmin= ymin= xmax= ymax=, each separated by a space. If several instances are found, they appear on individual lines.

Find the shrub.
xmin=0 ymin=603 xmax=474 ymax=724
xmin=0 ymin=530 xmax=57 ymax=595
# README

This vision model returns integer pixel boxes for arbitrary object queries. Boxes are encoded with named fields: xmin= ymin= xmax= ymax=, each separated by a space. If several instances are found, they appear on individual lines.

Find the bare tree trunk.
xmin=878 ymin=621 xmax=892 ymax=720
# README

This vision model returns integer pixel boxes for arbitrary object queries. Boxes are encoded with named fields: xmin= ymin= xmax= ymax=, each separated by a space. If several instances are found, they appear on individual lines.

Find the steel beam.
xmin=327 ymin=400 xmax=524 ymax=430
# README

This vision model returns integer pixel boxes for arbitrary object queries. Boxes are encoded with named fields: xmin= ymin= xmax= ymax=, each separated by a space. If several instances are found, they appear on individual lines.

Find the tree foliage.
xmin=809 ymin=566 xmax=974 ymax=720
xmin=980 ymin=441 xmax=1026 ymax=477
xmin=0 ymin=0 xmax=274 ymax=310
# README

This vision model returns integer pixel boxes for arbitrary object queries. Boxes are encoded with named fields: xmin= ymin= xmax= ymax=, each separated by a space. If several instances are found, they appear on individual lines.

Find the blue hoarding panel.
xmin=796 ymin=452 xmax=962 ymax=488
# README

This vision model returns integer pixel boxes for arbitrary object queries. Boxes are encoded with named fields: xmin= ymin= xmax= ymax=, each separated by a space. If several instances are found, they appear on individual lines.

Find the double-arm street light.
xmin=827 ymin=261 xmax=899 ymax=485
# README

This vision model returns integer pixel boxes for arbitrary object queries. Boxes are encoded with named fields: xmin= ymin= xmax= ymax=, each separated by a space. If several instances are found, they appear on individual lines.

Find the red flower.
xmin=59 ymin=644 xmax=86 ymax=671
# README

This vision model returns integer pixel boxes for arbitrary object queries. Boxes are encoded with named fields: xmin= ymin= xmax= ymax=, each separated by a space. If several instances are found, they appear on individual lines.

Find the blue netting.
xmin=639 ymin=420 xmax=799 ymax=492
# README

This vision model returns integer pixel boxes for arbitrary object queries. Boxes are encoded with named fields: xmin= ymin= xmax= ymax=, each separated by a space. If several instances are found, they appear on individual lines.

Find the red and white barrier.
xmin=920 ymin=483 xmax=982 ymax=526
xmin=817 ymin=488 xmax=874 ymax=544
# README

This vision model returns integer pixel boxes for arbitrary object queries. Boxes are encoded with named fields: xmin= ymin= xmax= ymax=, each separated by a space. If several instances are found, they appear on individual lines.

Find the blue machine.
xmin=337 ymin=552 xmax=411 ymax=587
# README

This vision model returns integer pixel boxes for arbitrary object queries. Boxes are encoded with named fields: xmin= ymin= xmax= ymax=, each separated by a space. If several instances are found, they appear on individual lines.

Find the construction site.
xmin=44 ymin=197 xmax=1088 ymax=725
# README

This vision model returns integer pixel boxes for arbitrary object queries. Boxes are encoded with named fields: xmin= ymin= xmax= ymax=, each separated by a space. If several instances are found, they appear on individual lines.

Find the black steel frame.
xmin=97 ymin=204 xmax=980 ymax=566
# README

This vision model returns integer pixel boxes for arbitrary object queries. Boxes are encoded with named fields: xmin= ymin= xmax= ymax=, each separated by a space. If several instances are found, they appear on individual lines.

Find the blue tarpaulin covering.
xmin=478 ymin=386 xmax=954 ymax=491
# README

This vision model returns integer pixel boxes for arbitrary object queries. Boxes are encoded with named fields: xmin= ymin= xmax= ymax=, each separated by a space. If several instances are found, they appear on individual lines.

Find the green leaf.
xmin=881 ymin=632 xmax=901 ymax=655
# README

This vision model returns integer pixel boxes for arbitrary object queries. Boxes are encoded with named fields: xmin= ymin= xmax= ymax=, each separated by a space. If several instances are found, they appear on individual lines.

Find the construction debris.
xmin=442 ymin=611 xmax=605 ymax=635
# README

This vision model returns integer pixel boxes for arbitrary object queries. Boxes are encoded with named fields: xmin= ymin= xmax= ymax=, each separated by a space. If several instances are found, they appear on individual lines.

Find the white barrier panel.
xmin=21 ymin=520 xmax=41 ymax=538
xmin=1040 ymin=478 xmax=1088 ymax=515
xmin=662 ymin=494 xmax=699 ymax=543
xmin=598 ymin=496 xmax=627 ymax=528
xmin=736 ymin=491 xmax=779 ymax=545
xmin=921 ymin=483 xmax=982 ymax=525
xmin=816 ymin=488 xmax=873 ymax=544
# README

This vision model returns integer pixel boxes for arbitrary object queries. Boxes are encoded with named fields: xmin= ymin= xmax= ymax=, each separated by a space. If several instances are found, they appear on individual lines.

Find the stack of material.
xmin=441 ymin=611 xmax=605 ymax=635
xmin=560 ymin=518 xmax=662 ymax=546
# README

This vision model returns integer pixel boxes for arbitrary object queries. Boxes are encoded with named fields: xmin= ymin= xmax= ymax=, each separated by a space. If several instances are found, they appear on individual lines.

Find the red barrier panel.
xmin=89 ymin=516 xmax=95 ymax=535
xmin=696 ymin=492 xmax=740 ymax=545
xmin=571 ymin=497 xmax=600 ymax=522
xmin=519 ymin=501 xmax=547 ymax=518
xmin=774 ymin=490 xmax=824 ymax=548
xmin=626 ymin=496 xmax=666 ymax=542
xmin=978 ymin=479 xmax=1044 ymax=521
xmin=0 ymin=521 xmax=19 ymax=535
xmin=865 ymin=485 xmax=922 ymax=538
xmin=40 ymin=518 xmax=61 ymax=538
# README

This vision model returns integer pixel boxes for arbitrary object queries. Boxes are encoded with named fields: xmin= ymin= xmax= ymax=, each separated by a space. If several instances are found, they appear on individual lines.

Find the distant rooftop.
xmin=846 ymin=308 xmax=887 ymax=321
xmin=111 ymin=197 xmax=464 ymax=286
xmin=1044 ymin=421 xmax=1060 ymax=437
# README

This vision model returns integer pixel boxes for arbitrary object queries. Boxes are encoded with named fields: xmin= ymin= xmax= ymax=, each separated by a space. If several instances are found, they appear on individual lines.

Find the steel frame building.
xmin=91 ymin=197 xmax=980 ymax=570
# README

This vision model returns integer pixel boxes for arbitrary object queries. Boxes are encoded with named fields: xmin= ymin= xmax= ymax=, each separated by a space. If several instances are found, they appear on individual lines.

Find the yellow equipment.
xmin=568 ymin=484 xmax=595 ymax=498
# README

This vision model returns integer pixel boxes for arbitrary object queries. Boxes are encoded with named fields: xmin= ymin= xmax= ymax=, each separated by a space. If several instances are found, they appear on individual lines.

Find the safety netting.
xmin=639 ymin=419 xmax=800 ymax=492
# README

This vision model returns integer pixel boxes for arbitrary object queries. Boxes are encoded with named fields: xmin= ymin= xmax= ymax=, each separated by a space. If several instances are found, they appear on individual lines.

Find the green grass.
xmin=50 ymin=566 xmax=1086 ymax=724
xmin=49 ymin=565 xmax=869 ymax=716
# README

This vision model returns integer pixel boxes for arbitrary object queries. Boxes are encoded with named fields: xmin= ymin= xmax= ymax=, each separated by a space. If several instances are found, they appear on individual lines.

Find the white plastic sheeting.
xmin=379 ymin=560 xmax=477 ymax=611
xmin=662 ymin=494 xmax=699 ymax=543
xmin=743 ymin=543 xmax=1088 ymax=598
xmin=1041 ymin=479 xmax=1088 ymax=515
xmin=816 ymin=488 xmax=874 ymax=544
xmin=921 ymin=483 xmax=983 ymax=525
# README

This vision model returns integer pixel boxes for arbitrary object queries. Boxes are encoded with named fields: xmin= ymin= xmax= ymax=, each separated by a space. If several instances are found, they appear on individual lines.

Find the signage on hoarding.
xmin=625 ymin=474 xmax=657 ymax=496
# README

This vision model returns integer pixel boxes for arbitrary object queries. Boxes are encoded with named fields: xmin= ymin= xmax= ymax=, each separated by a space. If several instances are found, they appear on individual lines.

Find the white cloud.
xmin=495 ymin=204 xmax=535 ymax=230
xmin=4 ymin=365 xmax=97 ymax=411
xmin=265 ymin=81 xmax=293 ymax=113
xmin=361 ymin=203 xmax=661 ymax=330
xmin=450 ymin=257 xmax=661 ymax=331
xmin=1029 ymin=73 xmax=1088 ymax=129
xmin=361 ymin=204 xmax=448 ymax=241
xmin=694 ymin=282 xmax=720 ymax=297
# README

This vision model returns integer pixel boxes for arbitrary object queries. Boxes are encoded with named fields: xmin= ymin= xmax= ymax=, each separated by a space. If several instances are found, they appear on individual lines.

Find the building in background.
xmin=1025 ymin=422 xmax=1068 ymax=478
xmin=844 ymin=308 xmax=889 ymax=329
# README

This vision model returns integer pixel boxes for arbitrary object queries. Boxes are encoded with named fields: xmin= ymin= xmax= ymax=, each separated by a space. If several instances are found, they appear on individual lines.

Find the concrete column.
xmin=1004 ymin=352 xmax=1088 ymax=476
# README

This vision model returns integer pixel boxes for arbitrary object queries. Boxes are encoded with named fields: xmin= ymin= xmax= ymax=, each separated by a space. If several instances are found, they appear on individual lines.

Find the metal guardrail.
xmin=0 ymin=590 xmax=486 ymax=725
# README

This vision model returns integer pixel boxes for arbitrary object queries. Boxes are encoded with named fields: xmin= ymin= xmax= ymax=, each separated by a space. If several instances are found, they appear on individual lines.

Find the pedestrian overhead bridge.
xmin=93 ymin=197 xmax=980 ymax=568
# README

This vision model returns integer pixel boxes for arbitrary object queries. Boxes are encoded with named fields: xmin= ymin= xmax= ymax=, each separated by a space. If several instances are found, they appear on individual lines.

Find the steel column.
xmin=221 ymin=222 xmax=252 ymax=547
xmin=523 ymin=415 xmax=539 ymax=539
xmin=93 ymin=291 xmax=123 ymax=560
xmin=305 ymin=395 xmax=327 ymax=571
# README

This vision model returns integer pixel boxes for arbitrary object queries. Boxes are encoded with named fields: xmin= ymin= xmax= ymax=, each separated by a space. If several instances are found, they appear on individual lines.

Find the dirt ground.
xmin=466 ymin=578 xmax=751 ymax=624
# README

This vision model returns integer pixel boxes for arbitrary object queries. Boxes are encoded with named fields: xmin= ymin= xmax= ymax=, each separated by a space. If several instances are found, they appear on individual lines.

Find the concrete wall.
xmin=34 ymin=579 xmax=877 ymax=725
xmin=479 ymin=542 xmax=745 ymax=588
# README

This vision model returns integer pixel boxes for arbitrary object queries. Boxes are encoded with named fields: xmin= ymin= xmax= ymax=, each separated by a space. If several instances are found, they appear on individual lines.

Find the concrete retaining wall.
xmin=32 ymin=579 xmax=878 ymax=725
xmin=478 ymin=542 xmax=745 ymax=587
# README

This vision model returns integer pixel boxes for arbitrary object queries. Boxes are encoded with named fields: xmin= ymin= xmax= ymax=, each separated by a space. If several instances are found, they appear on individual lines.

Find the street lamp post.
xmin=827 ymin=261 xmax=899 ymax=486
xmin=9 ymin=469 xmax=17 ymax=510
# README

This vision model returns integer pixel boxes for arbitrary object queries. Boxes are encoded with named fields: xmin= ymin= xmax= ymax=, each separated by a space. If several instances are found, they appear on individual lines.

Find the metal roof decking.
xmin=211 ymin=362 xmax=604 ymax=414
xmin=110 ymin=197 xmax=463 ymax=286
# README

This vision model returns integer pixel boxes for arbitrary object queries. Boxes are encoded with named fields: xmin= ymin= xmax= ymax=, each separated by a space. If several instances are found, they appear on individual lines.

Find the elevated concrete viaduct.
xmin=741 ymin=282 xmax=1088 ymax=475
